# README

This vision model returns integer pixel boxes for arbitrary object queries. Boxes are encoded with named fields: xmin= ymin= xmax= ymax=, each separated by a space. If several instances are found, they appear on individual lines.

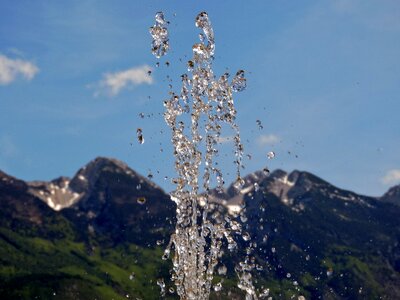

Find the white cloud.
xmin=0 ymin=54 xmax=39 ymax=85
xmin=381 ymin=169 xmax=400 ymax=185
xmin=256 ymin=134 xmax=279 ymax=146
xmin=95 ymin=65 xmax=153 ymax=96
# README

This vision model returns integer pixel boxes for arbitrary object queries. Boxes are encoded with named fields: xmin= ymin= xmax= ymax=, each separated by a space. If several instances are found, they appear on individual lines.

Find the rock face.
xmin=28 ymin=176 xmax=81 ymax=211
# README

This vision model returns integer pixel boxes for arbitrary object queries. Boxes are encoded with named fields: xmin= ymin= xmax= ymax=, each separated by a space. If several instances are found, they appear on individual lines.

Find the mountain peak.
xmin=381 ymin=184 xmax=400 ymax=205
xmin=27 ymin=157 xmax=161 ymax=211
xmin=218 ymin=168 xmax=373 ymax=214
xmin=69 ymin=156 xmax=160 ymax=193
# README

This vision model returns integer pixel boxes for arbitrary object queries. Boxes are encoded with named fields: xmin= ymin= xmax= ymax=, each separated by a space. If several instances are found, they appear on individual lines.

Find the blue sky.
xmin=0 ymin=0 xmax=399 ymax=196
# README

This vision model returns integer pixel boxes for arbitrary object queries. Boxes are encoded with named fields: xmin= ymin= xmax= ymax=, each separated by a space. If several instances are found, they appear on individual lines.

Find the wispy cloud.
xmin=93 ymin=65 xmax=153 ymax=96
xmin=0 ymin=54 xmax=39 ymax=85
xmin=256 ymin=134 xmax=279 ymax=146
xmin=381 ymin=169 xmax=400 ymax=185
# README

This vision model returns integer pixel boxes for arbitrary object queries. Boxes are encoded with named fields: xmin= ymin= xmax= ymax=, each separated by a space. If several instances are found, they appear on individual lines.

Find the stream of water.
xmin=151 ymin=11 xmax=258 ymax=299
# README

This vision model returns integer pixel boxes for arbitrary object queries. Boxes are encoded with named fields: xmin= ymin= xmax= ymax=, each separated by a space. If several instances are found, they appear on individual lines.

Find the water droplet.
xmin=214 ymin=282 xmax=223 ymax=292
xmin=129 ymin=272 xmax=135 ymax=280
xmin=155 ymin=12 xmax=166 ymax=26
xmin=162 ymin=249 xmax=170 ymax=260
xmin=137 ymin=128 xmax=144 ymax=144
xmin=156 ymin=278 xmax=166 ymax=296
xmin=254 ymin=182 xmax=260 ymax=192
xmin=259 ymin=288 xmax=270 ymax=298
xmin=262 ymin=235 xmax=268 ymax=243
xmin=195 ymin=11 xmax=210 ymax=28
xmin=192 ymin=43 xmax=209 ymax=60
xmin=242 ymin=232 xmax=251 ymax=241
xmin=267 ymin=151 xmax=275 ymax=159
xmin=233 ymin=176 xmax=245 ymax=190
xmin=199 ymin=33 xmax=205 ymax=42
xmin=217 ymin=265 xmax=227 ymax=275
xmin=187 ymin=60 xmax=194 ymax=71
xmin=195 ymin=12 xmax=215 ymax=56
xmin=262 ymin=167 xmax=270 ymax=175
xmin=231 ymin=70 xmax=246 ymax=92
xmin=137 ymin=197 xmax=146 ymax=205
xmin=256 ymin=119 xmax=263 ymax=129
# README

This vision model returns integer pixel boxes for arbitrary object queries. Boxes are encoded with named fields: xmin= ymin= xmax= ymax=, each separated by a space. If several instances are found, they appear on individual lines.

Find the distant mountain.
xmin=0 ymin=158 xmax=399 ymax=299
xmin=27 ymin=157 xmax=175 ymax=246
xmin=237 ymin=169 xmax=400 ymax=299
xmin=62 ymin=157 xmax=175 ymax=246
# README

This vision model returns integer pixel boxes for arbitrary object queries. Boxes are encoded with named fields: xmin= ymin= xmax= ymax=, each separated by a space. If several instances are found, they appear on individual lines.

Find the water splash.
xmin=149 ymin=12 xmax=169 ymax=58
xmin=231 ymin=70 xmax=247 ymax=92
xmin=152 ymin=11 xmax=258 ymax=299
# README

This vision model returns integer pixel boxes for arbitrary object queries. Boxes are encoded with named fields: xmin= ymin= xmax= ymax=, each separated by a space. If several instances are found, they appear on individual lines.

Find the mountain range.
xmin=0 ymin=157 xmax=399 ymax=299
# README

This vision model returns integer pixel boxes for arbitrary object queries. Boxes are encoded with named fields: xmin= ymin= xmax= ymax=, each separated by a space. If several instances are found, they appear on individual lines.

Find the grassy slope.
xmin=0 ymin=226 xmax=174 ymax=300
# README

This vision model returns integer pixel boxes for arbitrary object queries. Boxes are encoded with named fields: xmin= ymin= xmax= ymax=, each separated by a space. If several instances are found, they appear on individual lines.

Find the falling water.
xmin=150 ymin=12 xmax=169 ymax=58
xmin=150 ymin=11 xmax=258 ymax=299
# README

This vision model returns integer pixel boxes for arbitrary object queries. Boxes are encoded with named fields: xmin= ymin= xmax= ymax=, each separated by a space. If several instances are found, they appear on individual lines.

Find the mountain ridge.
xmin=1 ymin=158 xmax=396 ymax=213
xmin=0 ymin=157 xmax=399 ymax=299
